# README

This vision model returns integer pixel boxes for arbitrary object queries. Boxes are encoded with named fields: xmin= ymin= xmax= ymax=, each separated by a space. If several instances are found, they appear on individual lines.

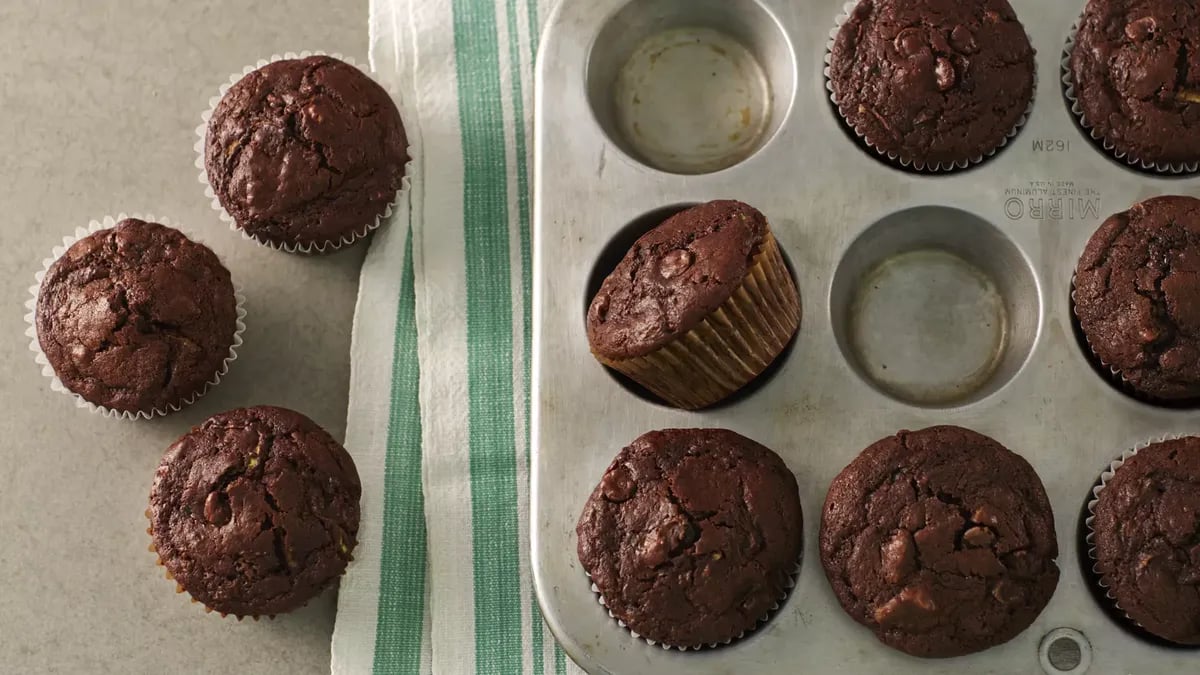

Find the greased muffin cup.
xmin=24 ymin=214 xmax=246 ymax=421
xmin=588 ymin=199 xmax=801 ymax=410
xmin=1085 ymin=435 xmax=1200 ymax=645
xmin=825 ymin=0 xmax=1036 ymax=173
xmin=195 ymin=51 xmax=414 ymax=254
xmin=1063 ymin=11 xmax=1200 ymax=176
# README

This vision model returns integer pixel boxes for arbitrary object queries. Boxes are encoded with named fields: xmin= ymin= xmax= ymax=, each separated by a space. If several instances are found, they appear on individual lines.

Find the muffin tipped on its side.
xmin=586 ymin=200 xmax=801 ymax=409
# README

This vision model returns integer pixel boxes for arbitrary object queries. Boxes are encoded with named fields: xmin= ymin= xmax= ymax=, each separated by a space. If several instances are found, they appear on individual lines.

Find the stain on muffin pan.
xmin=534 ymin=0 xmax=1200 ymax=673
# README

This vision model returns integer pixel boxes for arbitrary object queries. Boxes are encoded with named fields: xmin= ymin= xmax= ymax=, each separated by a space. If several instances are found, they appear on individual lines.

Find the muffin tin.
xmin=531 ymin=0 xmax=1200 ymax=673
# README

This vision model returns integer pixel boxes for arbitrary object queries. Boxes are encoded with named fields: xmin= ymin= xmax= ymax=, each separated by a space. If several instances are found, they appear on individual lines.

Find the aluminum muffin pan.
xmin=531 ymin=0 xmax=1200 ymax=673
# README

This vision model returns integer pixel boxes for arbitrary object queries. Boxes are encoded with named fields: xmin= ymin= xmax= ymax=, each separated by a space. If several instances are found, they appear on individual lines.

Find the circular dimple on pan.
xmin=586 ymin=0 xmax=795 ymax=174
xmin=830 ymin=206 xmax=1041 ymax=408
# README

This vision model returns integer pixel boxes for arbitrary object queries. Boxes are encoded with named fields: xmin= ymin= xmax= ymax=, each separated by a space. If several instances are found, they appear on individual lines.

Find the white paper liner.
xmin=586 ymin=558 xmax=802 ymax=651
xmin=824 ymin=1 xmax=1035 ymax=173
xmin=25 ymin=214 xmax=247 ymax=420
xmin=1085 ymin=434 xmax=1200 ymax=635
xmin=1062 ymin=19 xmax=1200 ymax=176
xmin=194 ymin=51 xmax=415 ymax=254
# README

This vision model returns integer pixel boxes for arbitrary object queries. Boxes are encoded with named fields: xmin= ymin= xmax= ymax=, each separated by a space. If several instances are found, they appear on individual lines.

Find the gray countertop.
xmin=0 ymin=2 xmax=367 ymax=673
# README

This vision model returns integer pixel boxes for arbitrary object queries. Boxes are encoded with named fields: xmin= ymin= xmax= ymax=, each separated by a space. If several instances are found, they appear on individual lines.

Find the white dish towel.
xmin=332 ymin=0 xmax=585 ymax=673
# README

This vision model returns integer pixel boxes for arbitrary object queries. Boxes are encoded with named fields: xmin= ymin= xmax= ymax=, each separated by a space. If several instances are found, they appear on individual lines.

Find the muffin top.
xmin=1074 ymin=196 xmax=1200 ymax=400
xmin=820 ymin=426 xmax=1059 ymax=658
xmin=36 ymin=219 xmax=237 ymax=414
xmin=576 ymin=429 xmax=802 ymax=648
xmin=205 ymin=55 xmax=409 ymax=249
xmin=149 ymin=406 xmax=361 ymax=617
xmin=829 ymin=0 xmax=1035 ymax=168
xmin=587 ymin=200 xmax=769 ymax=361
xmin=1070 ymin=0 xmax=1200 ymax=167
xmin=1091 ymin=437 xmax=1200 ymax=645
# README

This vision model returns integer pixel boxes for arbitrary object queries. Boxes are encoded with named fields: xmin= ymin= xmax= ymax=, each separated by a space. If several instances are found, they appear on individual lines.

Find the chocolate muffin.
xmin=586 ymin=200 xmax=801 ymax=409
xmin=1069 ymin=0 xmax=1200 ymax=170
xmin=149 ymin=406 xmax=361 ymax=617
xmin=204 ymin=55 xmax=409 ymax=251
xmin=820 ymin=426 xmax=1059 ymax=658
xmin=1073 ymin=196 xmax=1200 ymax=401
xmin=1090 ymin=437 xmax=1200 ymax=645
xmin=576 ymin=429 xmax=803 ymax=648
xmin=828 ymin=0 xmax=1036 ymax=170
xmin=35 ymin=219 xmax=238 ymax=415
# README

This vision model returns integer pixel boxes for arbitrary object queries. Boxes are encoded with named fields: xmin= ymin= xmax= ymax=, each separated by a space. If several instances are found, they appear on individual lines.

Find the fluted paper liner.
xmin=195 ymin=51 xmax=414 ymax=254
xmin=824 ymin=1 xmax=1034 ymax=173
xmin=1062 ymin=19 xmax=1200 ymax=176
xmin=25 ymin=214 xmax=246 ymax=420
xmin=597 ymin=232 xmax=800 ymax=409
xmin=1084 ymin=434 xmax=1200 ymax=639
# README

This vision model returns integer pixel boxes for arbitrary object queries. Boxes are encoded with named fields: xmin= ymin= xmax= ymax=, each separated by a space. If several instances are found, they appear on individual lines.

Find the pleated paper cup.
xmin=595 ymin=231 xmax=801 ymax=410
xmin=25 ymin=214 xmax=246 ymax=420
xmin=824 ymin=1 xmax=1035 ymax=173
xmin=1062 ymin=18 xmax=1200 ymax=176
xmin=195 ymin=51 xmax=414 ymax=254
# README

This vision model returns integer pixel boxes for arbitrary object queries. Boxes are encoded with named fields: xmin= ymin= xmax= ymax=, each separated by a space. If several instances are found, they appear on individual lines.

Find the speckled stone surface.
xmin=0 ymin=2 xmax=366 ymax=672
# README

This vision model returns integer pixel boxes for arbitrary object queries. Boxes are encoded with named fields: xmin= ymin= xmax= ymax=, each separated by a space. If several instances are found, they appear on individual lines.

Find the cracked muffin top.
xmin=586 ymin=201 xmax=769 ymax=361
xmin=1074 ymin=196 xmax=1200 ymax=400
xmin=149 ymin=406 xmax=361 ymax=617
xmin=1070 ymin=0 xmax=1200 ymax=167
xmin=820 ymin=426 xmax=1059 ymax=658
xmin=204 ymin=55 xmax=409 ymax=250
xmin=575 ymin=428 xmax=802 ymax=648
xmin=1091 ymin=436 xmax=1200 ymax=645
xmin=35 ymin=219 xmax=237 ymax=414
xmin=828 ymin=0 xmax=1035 ymax=167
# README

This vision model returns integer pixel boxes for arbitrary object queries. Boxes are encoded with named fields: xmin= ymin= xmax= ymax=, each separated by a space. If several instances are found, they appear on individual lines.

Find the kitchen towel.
xmin=331 ymin=0 xmax=584 ymax=673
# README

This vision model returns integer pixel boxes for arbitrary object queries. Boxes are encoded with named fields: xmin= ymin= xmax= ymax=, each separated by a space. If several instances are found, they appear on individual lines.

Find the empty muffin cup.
xmin=586 ymin=0 xmax=795 ymax=174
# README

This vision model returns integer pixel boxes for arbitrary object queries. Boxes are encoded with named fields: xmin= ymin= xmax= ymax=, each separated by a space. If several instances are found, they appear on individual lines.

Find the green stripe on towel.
xmin=452 ymin=0 xmax=525 ymax=673
xmin=374 ymin=228 xmax=428 ymax=675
